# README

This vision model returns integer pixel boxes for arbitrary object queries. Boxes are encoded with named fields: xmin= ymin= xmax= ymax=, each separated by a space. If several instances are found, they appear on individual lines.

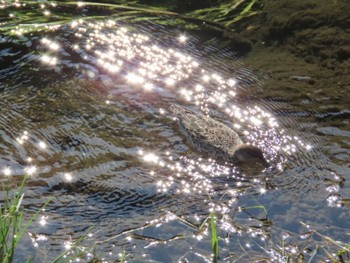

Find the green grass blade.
xmin=210 ymin=212 xmax=219 ymax=263
xmin=120 ymin=250 xmax=126 ymax=262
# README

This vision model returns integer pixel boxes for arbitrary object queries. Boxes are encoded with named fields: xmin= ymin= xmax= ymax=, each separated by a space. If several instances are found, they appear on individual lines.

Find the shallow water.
xmin=0 ymin=2 xmax=349 ymax=262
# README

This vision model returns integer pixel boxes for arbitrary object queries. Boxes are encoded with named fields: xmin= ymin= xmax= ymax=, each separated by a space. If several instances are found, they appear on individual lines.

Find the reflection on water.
xmin=0 ymin=1 xmax=349 ymax=262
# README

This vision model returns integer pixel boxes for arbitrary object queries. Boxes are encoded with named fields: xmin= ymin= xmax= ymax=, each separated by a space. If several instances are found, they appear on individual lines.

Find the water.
xmin=0 ymin=1 xmax=349 ymax=262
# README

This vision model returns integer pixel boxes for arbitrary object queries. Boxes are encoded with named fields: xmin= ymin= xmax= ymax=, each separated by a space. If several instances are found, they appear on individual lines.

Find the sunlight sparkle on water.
xmin=58 ymin=19 xmax=291 ymax=144
xmin=3 ymin=167 xmax=11 ymax=176
xmin=178 ymin=34 xmax=187 ymax=43
xmin=126 ymin=73 xmax=144 ymax=85
xmin=259 ymin=187 xmax=267 ymax=194
xmin=39 ymin=216 xmax=48 ymax=226
xmin=41 ymin=38 xmax=60 ymax=50
xmin=63 ymin=173 xmax=73 ymax=182
xmin=16 ymin=131 xmax=29 ymax=144
xmin=41 ymin=54 xmax=57 ymax=65
xmin=43 ymin=10 xmax=50 ymax=16
xmin=327 ymin=194 xmax=342 ymax=207
xmin=25 ymin=165 xmax=37 ymax=175
xmin=144 ymin=82 xmax=154 ymax=91
xmin=38 ymin=141 xmax=47 ymax=149
xmin=29 ymin=232 xmax=48 ymax=248
xmin=142 ymin=152 xmax=159 ymax=164
xmin=36 ymin=18 xmax=315 ymax=206
xmin=64 ymin=239 xmax=72 ymax=250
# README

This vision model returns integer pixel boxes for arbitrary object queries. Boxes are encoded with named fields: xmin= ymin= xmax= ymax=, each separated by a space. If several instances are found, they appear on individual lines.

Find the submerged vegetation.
xmin=1 ymin=0 xmax=259 ymax=37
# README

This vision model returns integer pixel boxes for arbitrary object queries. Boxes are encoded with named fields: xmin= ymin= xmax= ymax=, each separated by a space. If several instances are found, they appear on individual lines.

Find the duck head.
xmin=233 ymin=144 xmax=269 ymax=167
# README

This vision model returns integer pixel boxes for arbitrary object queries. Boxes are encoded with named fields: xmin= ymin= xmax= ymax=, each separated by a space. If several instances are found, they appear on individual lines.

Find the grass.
xmin=210 ymin=212 xmax=219 ymax=263
xmin=120 ymin=250 xmax=126 ymax=263
xmin=0 ymin=175 xmax=96 ymax=263
xmin=208 ymin=205 xmax=350 ymax=262
xmin=0 ymin=175 xmax=50 ymax=262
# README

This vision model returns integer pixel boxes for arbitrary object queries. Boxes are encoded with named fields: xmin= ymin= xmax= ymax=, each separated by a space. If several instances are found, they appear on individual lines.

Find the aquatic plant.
xmin=188 ymin=0 xmax=259 ymax=27
xmin=0 ymin=0 xmax=257 ymax=38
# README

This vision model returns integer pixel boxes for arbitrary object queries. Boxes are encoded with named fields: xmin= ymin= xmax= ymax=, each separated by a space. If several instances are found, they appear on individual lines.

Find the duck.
xmin=170 ymin=104 xmax=268 ymax=167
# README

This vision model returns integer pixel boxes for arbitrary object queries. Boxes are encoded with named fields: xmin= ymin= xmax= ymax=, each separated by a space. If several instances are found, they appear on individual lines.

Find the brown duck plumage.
xmin=170 ymin=104 xmax=268 ymax=166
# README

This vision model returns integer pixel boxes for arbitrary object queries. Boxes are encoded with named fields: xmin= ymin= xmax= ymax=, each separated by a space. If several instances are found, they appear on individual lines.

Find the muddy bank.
xmin=238 ymin=0 xmax=350 ymax=66
xmin=233 ymin=0 xmax=350 ymax=130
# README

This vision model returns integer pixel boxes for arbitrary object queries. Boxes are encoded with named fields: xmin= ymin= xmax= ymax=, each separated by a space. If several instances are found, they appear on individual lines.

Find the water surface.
xmin=0 ymin=1 xmax=349 ymax=262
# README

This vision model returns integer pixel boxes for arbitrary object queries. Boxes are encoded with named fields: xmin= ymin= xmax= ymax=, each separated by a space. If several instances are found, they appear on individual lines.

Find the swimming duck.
xmin=170 ymin=104 xmax=268 ymax=167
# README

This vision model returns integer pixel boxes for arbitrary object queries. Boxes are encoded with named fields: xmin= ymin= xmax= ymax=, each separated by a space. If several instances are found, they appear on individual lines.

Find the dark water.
xmin=0 ymin=2 xmax=349 ymax=262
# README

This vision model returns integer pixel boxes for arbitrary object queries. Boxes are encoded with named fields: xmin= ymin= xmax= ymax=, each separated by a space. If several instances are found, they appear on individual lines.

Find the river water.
xmin=0 ymin=1 xmax=349 ymax=262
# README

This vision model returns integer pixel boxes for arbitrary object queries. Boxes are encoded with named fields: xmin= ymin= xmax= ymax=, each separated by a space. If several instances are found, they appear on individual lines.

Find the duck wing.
xmin=170 ymin=104 xmax=243 ymax=156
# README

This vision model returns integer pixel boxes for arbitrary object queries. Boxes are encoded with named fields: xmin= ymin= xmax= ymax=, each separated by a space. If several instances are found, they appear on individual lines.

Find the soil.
xmin=233 ymin=0 xmax=350 ymax=116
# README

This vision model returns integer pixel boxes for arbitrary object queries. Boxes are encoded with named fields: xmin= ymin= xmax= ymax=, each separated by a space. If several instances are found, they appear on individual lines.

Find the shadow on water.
xmin=0 ymin=1 xmax=349 ymax=262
